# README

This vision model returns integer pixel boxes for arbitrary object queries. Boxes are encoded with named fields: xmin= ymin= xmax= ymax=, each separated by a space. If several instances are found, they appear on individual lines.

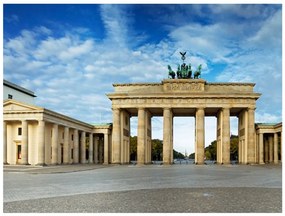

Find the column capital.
xmin=247 ymin=106 xmax=256 ymax=111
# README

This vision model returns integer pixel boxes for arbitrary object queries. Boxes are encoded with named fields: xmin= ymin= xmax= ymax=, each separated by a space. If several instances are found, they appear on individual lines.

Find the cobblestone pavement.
xmin=3 ymin=163 xmax=282 ymax=213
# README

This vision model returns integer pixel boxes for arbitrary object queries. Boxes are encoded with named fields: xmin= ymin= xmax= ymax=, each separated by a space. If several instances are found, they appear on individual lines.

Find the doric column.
xmin=21 ymin=120 xmax=29 ymax=165
xmin=89 ymin=133 xmax=93 ymax=163
xmin=137 ymin=108 xmax=146 ymax=165
xmin=247 ymin=108 xmax=256 ymax=164
xmin=163 ymin=108 xmax=172 ymax=165
xmin=112 ymin=108 xmax=121 ymax=164
xmin=195 ymin=108 xmax=205 ymax=165
xmin=51 ymin=124 xmax=58 ymax=165
xmin=264 ymin=138 xmax=269 ymax=163
xmin=274 ymin=133 xmax=279 ymax=164
xmin=80 ymin=131 xmax=86 ymax=164
xmin=104 ymin=133 xmax=109 ymax=165
xmin=94 ymin=136 xmax=99 ymax=164
xmin=3 ymin=121 xmax=8 ymax=164
xmin=73 ymin=129 xmax=79 ymax=163
xmin=37 ymin=120 xmax=45 ymax=166
xmin=222 ymin=108 xmax=230 ymax=164
xmin=63 ymin=126 xmax=70 ymax=164
xmin=259 ymin=133 xmax=265 ymax=164
xmin=269 ymin=135 xmax=273 ymax=163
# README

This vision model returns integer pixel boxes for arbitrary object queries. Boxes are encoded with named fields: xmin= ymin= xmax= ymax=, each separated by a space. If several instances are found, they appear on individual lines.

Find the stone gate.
xmin=107 ymin=79 xmax=261 ymax=165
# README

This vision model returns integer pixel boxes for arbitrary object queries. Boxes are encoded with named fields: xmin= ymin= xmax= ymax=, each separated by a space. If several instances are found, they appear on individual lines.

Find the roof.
xmin=3 ymin=79 xmax=36 ymax=97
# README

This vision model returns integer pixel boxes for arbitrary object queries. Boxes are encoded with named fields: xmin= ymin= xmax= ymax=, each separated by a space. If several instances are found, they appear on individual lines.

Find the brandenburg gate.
xmin=107 ymin=53 xmax=261 ymax=165
xmin=107 ymin=78 xmax=261 ymax=165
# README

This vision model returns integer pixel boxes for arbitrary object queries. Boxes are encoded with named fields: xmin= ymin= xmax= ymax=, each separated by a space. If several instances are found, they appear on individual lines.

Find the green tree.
xmin=130 ymin=136 xmax=137 ymax=160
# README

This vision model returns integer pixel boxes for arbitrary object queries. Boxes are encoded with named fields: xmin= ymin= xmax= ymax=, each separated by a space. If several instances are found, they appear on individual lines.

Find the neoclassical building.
xmin=2 ymin=79 xmax=282 ymax=166
xmin=3 ymin=100 xmax=111 ymax=165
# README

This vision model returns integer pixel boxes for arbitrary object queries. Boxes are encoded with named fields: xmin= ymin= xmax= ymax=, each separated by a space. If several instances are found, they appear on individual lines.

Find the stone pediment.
xmin=3 ymin=100 xmax=42 ymax=111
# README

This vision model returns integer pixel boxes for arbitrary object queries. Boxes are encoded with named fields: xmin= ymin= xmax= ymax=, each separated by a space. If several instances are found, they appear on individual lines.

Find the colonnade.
xmin=111 ymin=106 xmax=259 ymax=165
xmin=256 ymin=132 xmax=282 ymax=164
xmin=3 ymin=120 xmax=110 ymax=166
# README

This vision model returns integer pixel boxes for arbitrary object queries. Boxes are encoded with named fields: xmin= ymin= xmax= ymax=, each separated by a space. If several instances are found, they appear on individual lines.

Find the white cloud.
xmin=4 ymin=5 xmax=282 ymax=148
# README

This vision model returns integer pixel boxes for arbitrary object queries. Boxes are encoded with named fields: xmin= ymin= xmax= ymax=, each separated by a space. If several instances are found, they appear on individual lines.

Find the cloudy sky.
xmin=3 ymin=4 xmax=282 ymax=155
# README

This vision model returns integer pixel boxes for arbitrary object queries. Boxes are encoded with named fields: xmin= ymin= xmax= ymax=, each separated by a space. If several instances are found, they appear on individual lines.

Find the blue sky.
xmin=3 ymin=4 xmax=282 ymax=154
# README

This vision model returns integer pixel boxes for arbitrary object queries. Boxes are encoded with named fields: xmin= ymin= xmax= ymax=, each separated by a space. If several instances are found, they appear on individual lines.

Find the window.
xmin=18 ymin=128 xmax=22 ymax=136
xmin=8 ymin=94 xmax=13 ymax=99
xmin=71 ymin=134 xmax=74 ymax=141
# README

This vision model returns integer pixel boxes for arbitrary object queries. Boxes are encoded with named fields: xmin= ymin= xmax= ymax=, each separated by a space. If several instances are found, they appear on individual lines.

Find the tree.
xmin=130 ymin=136 xmax=137 ymax=160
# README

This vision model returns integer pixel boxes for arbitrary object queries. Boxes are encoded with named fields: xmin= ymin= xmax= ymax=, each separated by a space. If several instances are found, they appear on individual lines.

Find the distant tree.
xmin=152 ymin=139 xmax=163 ymax=161
xmin=189 ymin=135 xmax=239 ymax=161
xmin=130 ymin=136 xmax=137 ymax=160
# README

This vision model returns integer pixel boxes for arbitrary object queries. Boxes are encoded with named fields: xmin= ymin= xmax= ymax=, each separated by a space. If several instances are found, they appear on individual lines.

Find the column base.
xmin=36 ymin=163 xmax=47 ymax=166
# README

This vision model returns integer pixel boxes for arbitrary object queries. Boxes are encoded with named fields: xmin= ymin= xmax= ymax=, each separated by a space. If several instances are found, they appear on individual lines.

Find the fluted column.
xmin=21 ymin=120 xmax=29 ymax=165
xmin=80 ymin=131 xmax=86 ymax=164
xmin=94 ymin=136 xmax=99 ymax=164
xmin=63 ymin=126 xmax=70 ymax=164
xmin=247 ymin=108 xmax=256 ymax=164
xmin=89 ymin=133 xmax=93 ymax=163
xmin=3 ymin=121 xmax=8 ymax=164
xmin=195 ymin=108 xmax=205 ymax=165
xmin=269 ymin=135 xmax=273 ymax=163
xmin=259 ymin=133 xmax=265 ymax=164
xmin=104 ymin=133 xmax=109 ymax=165
xmin=112 ymin=108 xmax=121 ymax=164
xmin=37 ymin=120 xmax=45 ymax=166
xmin=222 ymin=108 xmax=230 ymax=164
xmin=51 ymin=124 xmax=58 ymax=165
xmin=264 ymin=138 xmax=269 ymax=163
xmin=73 ymin=129 xmax=79 ymax=163
xmin=137 ymin=108 xmax=146 ymax=165
xmin=274 ymin=133 xmax=278 ymax=164
xmin=163 ymin=108 xmax=172 ymax=165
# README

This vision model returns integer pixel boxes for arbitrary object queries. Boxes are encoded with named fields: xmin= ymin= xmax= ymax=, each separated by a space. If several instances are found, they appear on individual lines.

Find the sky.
xmin=3 ymin=3 xmax=282 ymax=155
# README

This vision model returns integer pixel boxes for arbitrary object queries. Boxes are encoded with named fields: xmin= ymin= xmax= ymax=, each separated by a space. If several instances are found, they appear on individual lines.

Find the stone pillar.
xmin=63 ymin=126 xmax=70 ymax=164
xmin=80 ymin=131 xmax=86 ymax=164
xmin=259 ymin=133 xmax=265 ymax=164
xmin=269 ymin=135 xmax=273 ymax=163
xmin=170 ymin=111 xmax=173 ymax=164
xmin=163 ymin=108 xmax=172 ymax=165
xmin=104 ymin=133 xmax=109 ymax=165
xmin=73 ymin=129 xmax=79 ymax=163
xmin=89 ymin=133 xmax=93 ymax=163
xmin=264 ymin=138 xmax=269 ymax=163
xmin=222 ymin=108 xmax=230 ymax=164
xmin=94 ymin=136 xmax=99 ymax=164
xmin=37 ymin=120 xmax=45 ymax=166
xmin=3 ymin=121 xmax=8 ymax=164
xmin=51 ymin=124 xmax=58 ymax=165
xmin=274 ymin=133 xmax=278 ymax=164
xmin=195 ymin=108 xmax=205 ymax=165
xmin=21 ymin=120 xmax=29 ymax=165
xmin=137 ymin=108 xmax=146 ymax=165
xmin=247 ymin=108 xmax=256 ymax=164
xmin=112 ymin=108 xmax=121 ymax=164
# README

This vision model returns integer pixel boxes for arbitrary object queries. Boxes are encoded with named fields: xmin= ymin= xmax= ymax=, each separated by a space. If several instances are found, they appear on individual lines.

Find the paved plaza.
xmin=3 ymin=163 xmax=282 ymax=213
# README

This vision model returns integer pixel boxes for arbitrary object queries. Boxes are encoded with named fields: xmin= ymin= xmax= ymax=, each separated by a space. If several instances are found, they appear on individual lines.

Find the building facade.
xmin=3 ymin=100 xmax=111 ymax=165
xmin=3 ymin=79 xmax=36 ymax=104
